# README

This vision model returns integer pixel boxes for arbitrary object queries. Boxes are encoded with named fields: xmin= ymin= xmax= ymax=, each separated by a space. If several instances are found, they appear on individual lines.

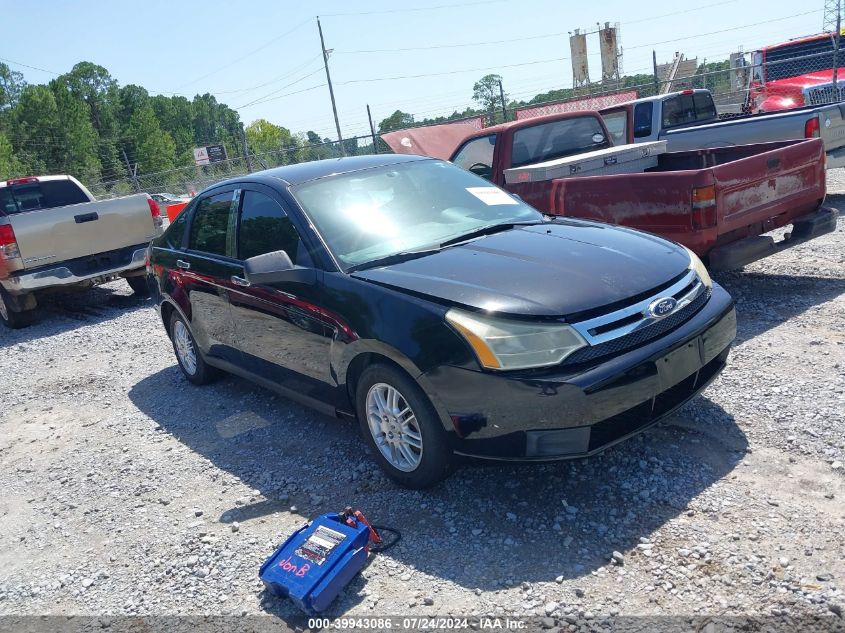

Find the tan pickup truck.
xmin=0 ymin=175 xmax=163 ymax=328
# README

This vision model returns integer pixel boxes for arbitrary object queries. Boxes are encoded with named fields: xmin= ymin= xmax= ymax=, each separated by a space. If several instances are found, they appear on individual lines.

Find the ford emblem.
xmin=648 ymin=297 xmax=677 ymax=318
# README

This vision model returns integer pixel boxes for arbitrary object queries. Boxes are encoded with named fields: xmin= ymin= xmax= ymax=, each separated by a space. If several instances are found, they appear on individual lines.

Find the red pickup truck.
xmin=448 ymin=112 xmax=837 ymax=270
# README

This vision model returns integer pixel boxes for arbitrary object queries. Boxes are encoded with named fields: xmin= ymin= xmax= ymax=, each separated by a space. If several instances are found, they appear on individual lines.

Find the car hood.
xmin=351 ymin=221 xmax=691 ymax=318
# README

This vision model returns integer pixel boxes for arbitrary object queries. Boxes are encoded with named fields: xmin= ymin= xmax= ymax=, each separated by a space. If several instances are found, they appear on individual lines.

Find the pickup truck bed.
xmin=506 ymin=139 xmax=837 ymax=269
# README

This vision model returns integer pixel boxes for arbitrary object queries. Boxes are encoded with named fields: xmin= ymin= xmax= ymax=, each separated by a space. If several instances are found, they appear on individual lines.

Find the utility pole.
xmin=318 ymin=16 xmax=345 ymax=156
xmin=498 ymin=79 xmax=507 ymax=122
xmin=121 ymin=148 xmax=140 ymax=193
xmin=652 ymin=50 xmax=660 ymax=95
xmin=366 ymin=104 xmax=379 ymax=154
xmin=240 ymin=125 xmax=253 ymax=173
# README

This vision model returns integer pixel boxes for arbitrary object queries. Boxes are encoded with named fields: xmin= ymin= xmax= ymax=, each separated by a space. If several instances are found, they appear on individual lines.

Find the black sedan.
xmin=147 ymin=155 xmax=736 ymax=488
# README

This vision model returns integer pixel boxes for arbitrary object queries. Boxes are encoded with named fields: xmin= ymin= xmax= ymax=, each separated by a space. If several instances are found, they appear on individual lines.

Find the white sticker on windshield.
xmin=465 ymin=187 xmax=519 ymax=206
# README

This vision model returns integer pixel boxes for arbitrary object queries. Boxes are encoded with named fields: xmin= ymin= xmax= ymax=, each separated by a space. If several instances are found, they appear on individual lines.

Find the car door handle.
xmin=176 ymin=259 xmax=191 ymax=270
xmin=231 ymin=275 xmax=251 ymax=287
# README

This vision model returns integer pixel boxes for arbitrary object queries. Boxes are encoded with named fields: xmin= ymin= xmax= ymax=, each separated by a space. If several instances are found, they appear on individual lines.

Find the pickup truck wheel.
xmin=355 ymin=364 xmax=455 ymax=489
xmin=0 ymin=288 xmax=36 ymax=329
xmin=126 ymin=276 xmax=150 ymax=297
xmin=169 ymin=313 xmax=220 ymax=385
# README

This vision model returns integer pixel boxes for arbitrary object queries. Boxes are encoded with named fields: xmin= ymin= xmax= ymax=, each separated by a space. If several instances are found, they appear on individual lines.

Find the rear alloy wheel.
xmin=126 ymin=276 xmax=150 ymax=297
xmin=356 ymin=364 xmax=455 ymax=488
xmin=0 ymin=288 xmax=36 ymax=329
xmin=169 ymin=313 xmax=220 ymax=385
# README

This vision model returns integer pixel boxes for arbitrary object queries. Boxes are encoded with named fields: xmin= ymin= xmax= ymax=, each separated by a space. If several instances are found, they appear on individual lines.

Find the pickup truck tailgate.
xmin=817 ymin=103 xmax=845 ymax=156
xmin=711 ymin=138 xmax=825 ymax=235
xmin=10 ymin=194 xmax=159 ymax=270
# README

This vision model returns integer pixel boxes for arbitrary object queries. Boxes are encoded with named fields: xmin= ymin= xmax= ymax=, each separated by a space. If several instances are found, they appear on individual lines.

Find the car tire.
xmin=355 ymin=363 xmax=455 ymax=489
xmin=169 ymin=312 xmax=220 ymax=385
xmin=0 ymin=288 xmax=36 ymax=329
xmin=126 ymin=276 xmax=150 ymax=297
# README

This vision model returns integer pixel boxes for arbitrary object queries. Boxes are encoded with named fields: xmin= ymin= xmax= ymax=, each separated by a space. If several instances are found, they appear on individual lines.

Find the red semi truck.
xmin=447 ymin=112 xmax=836 ymax=270
xmin=747 ymin=31 xmax=845 ymax=113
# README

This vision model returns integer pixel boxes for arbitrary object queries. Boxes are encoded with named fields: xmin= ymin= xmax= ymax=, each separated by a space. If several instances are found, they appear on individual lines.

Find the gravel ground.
xmin=1 ymin=185 xmax=844 ymax=629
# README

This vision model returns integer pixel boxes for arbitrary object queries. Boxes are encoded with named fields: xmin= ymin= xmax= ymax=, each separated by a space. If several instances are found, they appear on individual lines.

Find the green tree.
xmin=378 ymin=110 xmax=414 ymax=133
xmin=50 ymin=78 xmax=102 ymax=182
xmin=0 ymin=131 xmax=23 ymax=178
xmin=0 ymin=63 xmax=26 ymax=111
xmin=60 ymin=62 xmax=123 ymax=180
xmin=472 ymin=74 xmax=506 ymax=123
xmin=245 ymin=118 xmax=297 ymax=165
xmin=126 ymin=102 xmax=176 ymax=174
xmin=12 ymin=84 xmax=60 ymax=174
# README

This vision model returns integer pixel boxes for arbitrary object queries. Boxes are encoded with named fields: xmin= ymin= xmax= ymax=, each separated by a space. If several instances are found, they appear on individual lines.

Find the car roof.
xmin=219 ymin=154 xmax=431 ymax=189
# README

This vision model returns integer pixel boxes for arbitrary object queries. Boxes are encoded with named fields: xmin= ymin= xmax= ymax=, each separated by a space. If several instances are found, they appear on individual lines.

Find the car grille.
xmin=564 ymin=269 xmax=709 ymax=367
xmin=803 ymin=83 xmax=845 ymax=106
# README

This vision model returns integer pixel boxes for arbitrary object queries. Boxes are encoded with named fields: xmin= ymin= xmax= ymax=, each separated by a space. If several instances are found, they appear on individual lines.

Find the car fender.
xmin=333 ymin=338 xmax=455 ymax=433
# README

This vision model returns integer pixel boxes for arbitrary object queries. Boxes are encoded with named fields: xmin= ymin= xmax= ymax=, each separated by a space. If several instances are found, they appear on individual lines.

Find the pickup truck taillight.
xmin=692 ymin=185 xmax=717 ymax=229
xmin=147 ymin=197 xmax=163 ymax=229
xmin=0 ymin=224 xmax=21 ymax=260
xmin=805 ymin=117 xmax=820 ymax=138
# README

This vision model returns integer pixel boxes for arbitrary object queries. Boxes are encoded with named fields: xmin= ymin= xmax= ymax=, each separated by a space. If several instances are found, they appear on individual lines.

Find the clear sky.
xmin=0 ymin=0 xmax=827 ymax=140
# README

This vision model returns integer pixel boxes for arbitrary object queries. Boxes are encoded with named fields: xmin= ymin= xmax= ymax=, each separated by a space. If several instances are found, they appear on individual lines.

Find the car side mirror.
xmin=244 ymin=250 xmax=316 ymax=285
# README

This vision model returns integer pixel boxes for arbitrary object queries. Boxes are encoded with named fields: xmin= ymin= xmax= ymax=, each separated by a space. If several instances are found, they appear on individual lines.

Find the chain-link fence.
xmin=88 ymin=134 xmax=385 ymax=200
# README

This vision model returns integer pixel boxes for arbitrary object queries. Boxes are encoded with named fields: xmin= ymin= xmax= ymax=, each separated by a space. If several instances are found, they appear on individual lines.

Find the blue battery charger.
xmin=259 ymin=512 xmax=372 ymax=613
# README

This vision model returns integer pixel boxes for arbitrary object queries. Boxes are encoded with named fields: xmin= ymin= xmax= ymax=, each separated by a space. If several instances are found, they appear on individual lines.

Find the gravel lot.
xmin=1 ymin=185 xmax=844 ymax=629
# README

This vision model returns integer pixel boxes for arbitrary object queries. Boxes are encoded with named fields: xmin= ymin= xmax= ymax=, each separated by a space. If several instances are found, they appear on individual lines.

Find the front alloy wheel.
xmin=366 ymin=383 xmax=424 ymax=472
xmin=355 ymin=364 xmax=455 ymax=488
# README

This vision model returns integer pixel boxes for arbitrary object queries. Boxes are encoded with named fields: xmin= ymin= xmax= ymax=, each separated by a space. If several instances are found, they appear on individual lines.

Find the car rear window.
xmin=661 ymin=93 xmax=718 ymax=129
xmin=0 ymin=179 xmax=90 ymax=215
xmin=511 ymin=116 xmax=609 ymax=167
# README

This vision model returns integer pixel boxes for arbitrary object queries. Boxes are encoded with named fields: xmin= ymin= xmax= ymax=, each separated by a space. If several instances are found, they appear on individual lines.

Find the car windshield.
xmin=291 ymin=159 xmax=543 ymax=271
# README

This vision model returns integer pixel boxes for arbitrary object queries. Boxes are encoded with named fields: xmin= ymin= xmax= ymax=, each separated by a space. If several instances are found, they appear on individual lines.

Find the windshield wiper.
xmin=347 ymin=247 xmax=441 ymax=273
xmin=438 ymin=221 xmax=537 ymax=248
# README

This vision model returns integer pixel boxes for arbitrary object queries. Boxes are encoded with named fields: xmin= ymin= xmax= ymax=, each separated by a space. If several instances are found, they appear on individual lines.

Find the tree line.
xmin=0 ymin=58 xmax=734 ymax=193
xmin=0 ymin=61 xmax=353 ymax=195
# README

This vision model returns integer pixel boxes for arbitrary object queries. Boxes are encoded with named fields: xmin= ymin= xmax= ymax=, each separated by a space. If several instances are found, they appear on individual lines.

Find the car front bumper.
xmin=0 ymin=247 xmax=148 ymax=295
xmin=423 ymin=283 xmax=736 ymax=460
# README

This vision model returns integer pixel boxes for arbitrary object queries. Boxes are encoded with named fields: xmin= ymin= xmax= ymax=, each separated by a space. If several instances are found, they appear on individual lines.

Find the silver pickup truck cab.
xmin=0 ymin=175 xmax=163 ymax=328
xmin=601 ymin=89 xmax=845 ymax=168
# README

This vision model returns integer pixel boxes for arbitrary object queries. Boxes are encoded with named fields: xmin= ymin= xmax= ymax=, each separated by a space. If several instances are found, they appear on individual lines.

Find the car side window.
xmin=451 ymin=134 xmax=496 ymax=180
xmin=189 ymin=191 xmax=234 ymax=256
xmin=633 ymin=103 xmax=653 ymax=138
xmin=602 ymin=110 xmax=628 ymax=144
xmin=165 ymin=207 xmax=189 ymax=249
xmin=237 ymin=190 xmax=312 ymax=266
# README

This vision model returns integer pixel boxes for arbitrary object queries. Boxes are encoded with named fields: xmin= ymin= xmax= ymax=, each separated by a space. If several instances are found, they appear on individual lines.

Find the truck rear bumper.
xmin=708 ymin=206 xmax=839 ymax=271
xmin=1 ymin=246 xmax=147 ymax=295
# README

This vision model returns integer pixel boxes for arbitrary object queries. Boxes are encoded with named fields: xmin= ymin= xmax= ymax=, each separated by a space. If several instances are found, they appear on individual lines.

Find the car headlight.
xmin=445 ymin=308 xmax=587 ymax=371
xmin=684 ymin=246 xmax=712 ymax=289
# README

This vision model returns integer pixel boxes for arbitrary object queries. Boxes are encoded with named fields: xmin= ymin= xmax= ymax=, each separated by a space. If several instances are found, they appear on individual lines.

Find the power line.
xmin=235 ymin=82 xmax=328 ymax=109
xmin=337 ymin=0 xmax=744 ymax=55
xmin=172 ymin=17 xmax=313 ymax=91
xmin=0 ymin=56 xmax=61 ymax=76
xmin=320 ymin=0 xmax=511 ymax=18
xmin=235 ymin=67 xmax=327 ymax=108
xmin=338 ymin=56 xmax=569 ymax=85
